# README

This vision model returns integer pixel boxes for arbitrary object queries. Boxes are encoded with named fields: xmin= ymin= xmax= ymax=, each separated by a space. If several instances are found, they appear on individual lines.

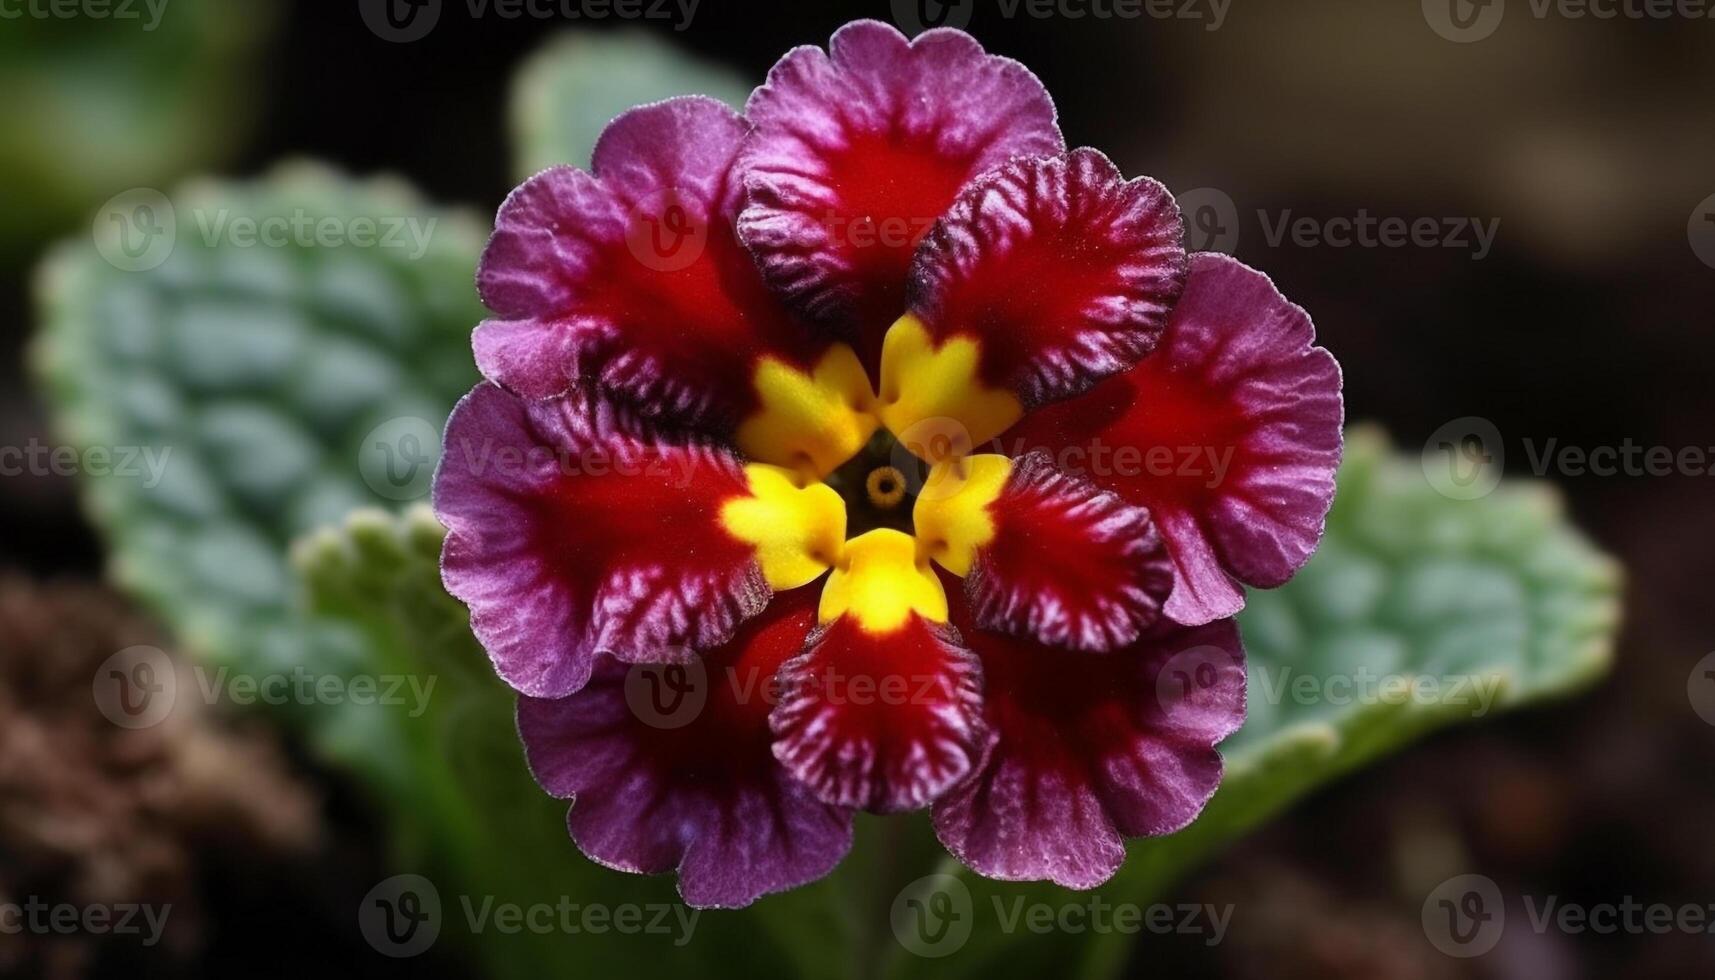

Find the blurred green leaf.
xmin=0 ymin=0 xmax=275 ymax=255
xmin=509 ymin=29 xmax=753 ymax=178
xmin=883 ymin=426 xmax=1622 ymax=980
xmin=32 ymin=162 xmax=485 ymax=789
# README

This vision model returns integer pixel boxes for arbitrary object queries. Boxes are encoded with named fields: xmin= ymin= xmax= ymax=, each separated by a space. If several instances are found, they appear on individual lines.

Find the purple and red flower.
xmin=435 ymin=21 xmax=1343 ymax=908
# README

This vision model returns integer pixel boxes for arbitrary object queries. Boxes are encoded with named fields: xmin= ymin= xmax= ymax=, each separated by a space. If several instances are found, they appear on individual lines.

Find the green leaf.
xmin=509 ymin=29 xmax=753 ymax=179
xmin=0 ymin=0 xmax=276 ymax=255
xmin=882 ymin=426 xmax=1622 ymax=980
xmin=31 ymin=161 xmax=486 ymax=783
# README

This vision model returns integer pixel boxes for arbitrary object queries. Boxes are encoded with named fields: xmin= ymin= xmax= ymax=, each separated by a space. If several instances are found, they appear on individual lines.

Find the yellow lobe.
xmin=912 ymin=455 xmax=1013 ymax=577
xmin=878 ymin=314 xmax=1024 ymax=463
xmin=818 ymin=528 xmax=947 ymax=634
xmin=737 ymin=344 xmax=879 ymax=480
xmin=721 ymin=464 xmax=847 ymax=591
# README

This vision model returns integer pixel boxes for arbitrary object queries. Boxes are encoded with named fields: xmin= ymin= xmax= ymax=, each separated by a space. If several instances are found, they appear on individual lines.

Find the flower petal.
xmin=738 ymin=20 xmax=1063 ymax=363
xmin=519 ymin=586 xmax=854 ymax=908
xmin=932 ymin=583 xmax=1246 ymax=889
xmin=435 ymin=382 xmax=840 ymax=698
xmin=914 ymin=452 xmax=1174 ymax=652
xmin=770 ymin=530 xmax=985 ymax=813
xmin=884 ymin=150 xmax=1186 ymax=449
xmin=476 ymin=96 xmax=875 ymax=473
xmin=1003 ymin=254 xmax=1343 ymax=625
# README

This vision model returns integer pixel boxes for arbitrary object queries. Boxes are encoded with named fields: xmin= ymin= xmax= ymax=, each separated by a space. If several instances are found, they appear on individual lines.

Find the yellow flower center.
xmin=721 ymin=316 xmax=1018 ymax=632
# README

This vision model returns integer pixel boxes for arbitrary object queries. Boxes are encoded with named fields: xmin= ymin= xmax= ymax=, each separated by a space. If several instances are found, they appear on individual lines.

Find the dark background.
xmin=1 ymin=1 xmax=1712 ymax=977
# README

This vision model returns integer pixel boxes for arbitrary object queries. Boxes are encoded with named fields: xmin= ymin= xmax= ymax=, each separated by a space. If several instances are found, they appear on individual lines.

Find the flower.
xmin=435 ymin=20 xmax=1343 ymax=908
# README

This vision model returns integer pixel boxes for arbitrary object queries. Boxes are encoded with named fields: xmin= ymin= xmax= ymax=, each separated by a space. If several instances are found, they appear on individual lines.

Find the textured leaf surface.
xmin=32 ymin=162 xmax=486 ymax=779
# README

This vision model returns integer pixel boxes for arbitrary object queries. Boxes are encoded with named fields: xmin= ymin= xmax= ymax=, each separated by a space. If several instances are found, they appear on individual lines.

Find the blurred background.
xmin=0 ymin=0 xmax=1709 ymax=977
